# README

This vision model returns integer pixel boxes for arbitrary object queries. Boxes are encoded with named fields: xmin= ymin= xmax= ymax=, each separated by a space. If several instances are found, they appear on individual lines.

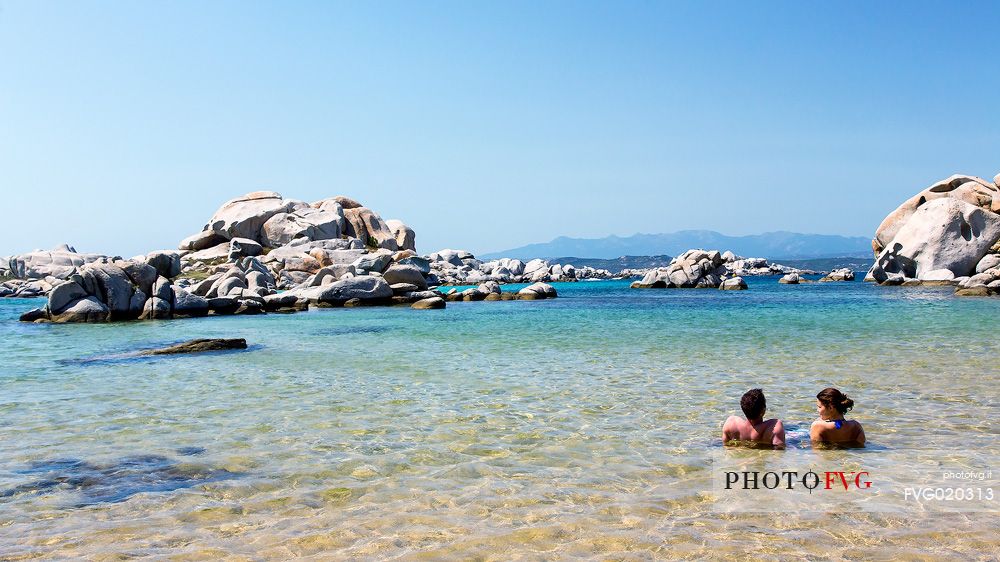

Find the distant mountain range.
xmin=480 ymin=230 xmax=873 ymax=261
xmin=546 ymin=256 xmax=676 ymax=271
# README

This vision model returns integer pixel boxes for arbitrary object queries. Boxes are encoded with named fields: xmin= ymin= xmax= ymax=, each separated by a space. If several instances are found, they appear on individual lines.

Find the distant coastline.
xmin=480 ymin=230 xmax=873 ymax=261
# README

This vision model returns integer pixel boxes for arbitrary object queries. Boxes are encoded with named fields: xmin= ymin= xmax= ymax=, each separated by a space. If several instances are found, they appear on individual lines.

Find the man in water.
xmin=722 ymin=388 xmax=786 ymax=448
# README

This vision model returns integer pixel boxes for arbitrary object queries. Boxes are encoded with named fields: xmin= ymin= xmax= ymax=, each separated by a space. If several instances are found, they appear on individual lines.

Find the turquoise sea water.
xmin=1 ymin=278 xmax=998 ymax=560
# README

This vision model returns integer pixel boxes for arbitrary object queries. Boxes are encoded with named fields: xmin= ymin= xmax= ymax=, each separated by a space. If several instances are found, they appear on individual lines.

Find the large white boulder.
xmin=874 ymin=197 xmax=1000 ymax=279
xmin=205 ymin=191 xmax=305 ymax=242
xmin=382 ymin=264 xmax=427 ymax=290
xmin=518 ymin=282 xmax=558 ymax=299
xmin=874 ymin=174 xmax=999 ymax=252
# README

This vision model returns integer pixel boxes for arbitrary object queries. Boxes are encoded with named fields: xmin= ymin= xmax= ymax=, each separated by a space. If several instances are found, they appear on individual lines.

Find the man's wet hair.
xmin=741 ymin=388 xmax=766 ymax=420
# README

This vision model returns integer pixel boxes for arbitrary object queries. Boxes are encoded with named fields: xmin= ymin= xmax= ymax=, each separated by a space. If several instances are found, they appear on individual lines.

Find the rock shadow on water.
xmin=2 ymin=453 xmax=241 ymax=507
xmin=59 ymin=339 xmax=261 ymax=367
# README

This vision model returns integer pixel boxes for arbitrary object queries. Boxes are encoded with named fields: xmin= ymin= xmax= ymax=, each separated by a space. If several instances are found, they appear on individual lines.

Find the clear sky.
xmin=2 ymin=1 xmax=999 ymax=258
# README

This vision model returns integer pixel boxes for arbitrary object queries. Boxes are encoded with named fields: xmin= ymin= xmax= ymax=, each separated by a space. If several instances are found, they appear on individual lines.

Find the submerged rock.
xmin=139 ymin=338 xmax=248 ymax=355
xmin=956 ymin=286 xmax=994 ymax=297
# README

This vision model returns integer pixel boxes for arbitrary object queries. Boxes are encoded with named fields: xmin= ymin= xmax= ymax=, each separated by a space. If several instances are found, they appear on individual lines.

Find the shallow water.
xmin=1 ymin=278 xmax=998 ymax=560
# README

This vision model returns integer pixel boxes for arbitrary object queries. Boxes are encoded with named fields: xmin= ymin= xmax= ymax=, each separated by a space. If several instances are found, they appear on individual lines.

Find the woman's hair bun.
xmin=839 ymin=396 xmax=854 ymax=411
xmin=817 ymin=387 xmax=854 ymax=414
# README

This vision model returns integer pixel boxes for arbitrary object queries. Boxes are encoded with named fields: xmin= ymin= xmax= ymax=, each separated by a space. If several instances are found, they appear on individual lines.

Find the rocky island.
xmin=14 ymin=192 xmax=558 ymax=323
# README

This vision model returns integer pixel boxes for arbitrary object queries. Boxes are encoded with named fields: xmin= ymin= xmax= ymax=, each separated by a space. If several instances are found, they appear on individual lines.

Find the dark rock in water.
xmin=140 ymin=338 xmax=248 ymax=355
xmin=19 ymin=308 xmax=49 ymax=322
xmin=3 ymin=454 xmax=238 ymax=506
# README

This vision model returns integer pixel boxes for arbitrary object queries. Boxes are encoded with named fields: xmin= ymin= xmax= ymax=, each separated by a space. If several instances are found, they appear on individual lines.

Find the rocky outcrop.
xmin=630 ymin=249 xmax=729 ymax=289
xmin=955 ymin=251 xmax=1000 ymax=296
xmin=0 ymin=278 xmax=58 ymax=298
xmin=725 ymin=257 xmax=802 ymax=277
xmin=874 ymin=175 xmax=1000 ymax=252
xmin=174 ymin=192 xmax=408 ymax=291
xmin=14 ymin=191 xmax=561 ymax=320
xmin=8 ymin=244 xmax=109 ymax=280
xmin=871 ymin=198 xmax=1000 ymax=281
xmin=626 ymin=251 xmax=807 ymax=288
xmin=779 ymin=273 xmax=801 ymax=285
xmin=819 ymin=268 xmax=855 ymax=282
xmin=425 ymin=250 xmax=613 ymax=285
xmin=20 ymin=257 xmax=280 ymax=323
xmin=869 ymin=173 xmax=1000 ymax=288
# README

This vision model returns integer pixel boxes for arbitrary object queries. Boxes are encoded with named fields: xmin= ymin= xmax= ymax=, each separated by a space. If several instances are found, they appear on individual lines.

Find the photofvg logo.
xmin=724 ymin=469 xmax=872 ymax=493
xmin=710 ymin=450 xmax=997 ymax=513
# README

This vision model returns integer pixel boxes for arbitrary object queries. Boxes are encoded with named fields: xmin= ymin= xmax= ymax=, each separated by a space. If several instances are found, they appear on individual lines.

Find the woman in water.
xmin=810 ymin=387 xmax=865 ymax=447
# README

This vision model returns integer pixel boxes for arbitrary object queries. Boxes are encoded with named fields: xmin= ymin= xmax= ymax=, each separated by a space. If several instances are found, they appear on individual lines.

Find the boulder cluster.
xmin=955 ymin=254 xmax=1000 ymax=296
xmin=15 ymin=192 xmax=560 ymax=323
xmin=425 ymin=250 xmax=613 ymax=285
xmin=867 ymin=173 xmax=1000 ymax=295
xmin=1 ymin=244 xmax=111 ymax=298
xmin=777 ymin=268 xmax=855 ymax=285
xmin=628 ymin=249 xmax=825 ymax=291
xmin=630 ymin=249 xmax=748 ymax=290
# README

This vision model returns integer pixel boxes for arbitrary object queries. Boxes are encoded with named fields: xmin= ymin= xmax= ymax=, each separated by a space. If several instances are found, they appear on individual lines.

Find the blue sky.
xmin=2 ymin=1 xmax=998 ymax=257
